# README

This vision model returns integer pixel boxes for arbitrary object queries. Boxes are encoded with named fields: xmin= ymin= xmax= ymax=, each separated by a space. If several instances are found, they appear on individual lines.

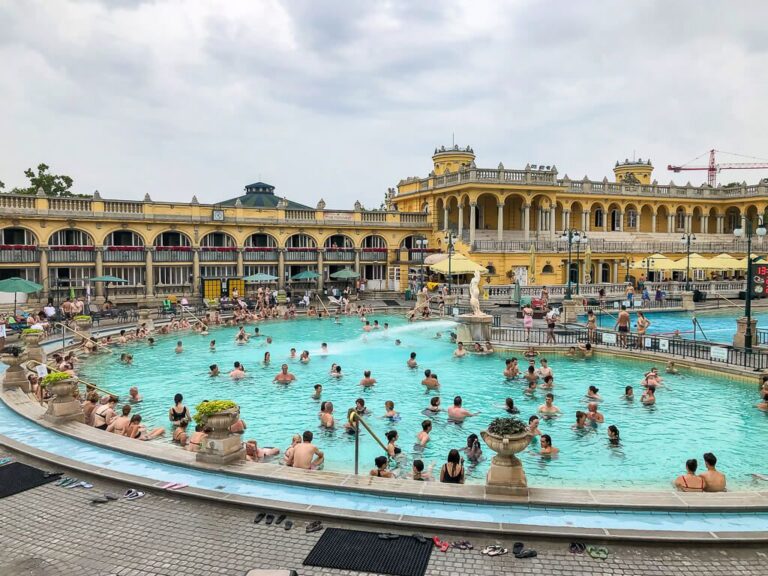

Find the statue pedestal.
xmin=138 ymin=308 xmax=155 ymax=332
xmin=196 ymin=434 xmax=245 ymax=465
xmin=733 ymin=316 xmax=758 ymax=349
xmin=44 ymin=380 xmax=85 ymax=424
xmin=480 ymin=430 xmax=531 ymax=496
xmin=456 ymin=314 xmax=492 ymax=343
xmin=560 ymin=299 xmax=582 ymax=323
xmin=681 ymin=291 xmax=695 ymax=311
xmin=2 ymin=352 xmax=29 ymax=392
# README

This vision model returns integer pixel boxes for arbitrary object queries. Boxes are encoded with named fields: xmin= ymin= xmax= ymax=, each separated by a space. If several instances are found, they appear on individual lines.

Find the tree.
xmin=11 ymin=163 xmax=79 ymax=197
xmin=0 ymin=180 xmax=4 ymax=190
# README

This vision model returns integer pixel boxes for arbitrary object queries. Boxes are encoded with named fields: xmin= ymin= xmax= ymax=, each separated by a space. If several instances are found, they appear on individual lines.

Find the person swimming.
xmin=312 ymin=384 xmax=322 ymax=400
xmin=416 ymin=420 xmax=432 ymax=447
xmin=623 ymin=385 xmax=634 ymax=400
xmin=360 ymin=370 xmax=377 ymax=387
xmin=503 ymin=358 xmax=519 ymax=378
xmin=463 ymin=433 xmax=483 ymax=463
xmin=607 ymin=424 xmax=621 ymax=446
xmin=454 ymin=341 xmax=466 ymax=357
xmin=538 ymin=392 xmax=560 ymax=415
xmin=407 ymin=352 xmax=418 ymax=367
xmin=385 ymin=430 xmax=402 ymax=457
xmin=586 ymin=385 xmax=601 ymax=400
xmin=527 ymin=415 xmax=541 ymax=436
xmin=384 ymin=400 xmax=400 ymax=421
xmin=423 ymin=396 xmax=441 ymax=415
xmin=641 ymin=384 xmax=656 ymax=405
xmin=504 ymin=397 xmax=519 ymax=414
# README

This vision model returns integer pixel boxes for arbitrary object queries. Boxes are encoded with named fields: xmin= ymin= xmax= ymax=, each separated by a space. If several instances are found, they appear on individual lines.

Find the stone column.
xmin=536 ymin=207 xmax=542 ymax=232
xmin=523 ymin=204 xmax=531 ymax=240
xmin=685 ymin=214 xmax=692 ymax=233
xmin=277 ymin=249 xmax=286 ymax=290
xmin=145 ymin=247 xmax=155 ymax=298
xmin=354 ymin=248 xmax=361 ymax=275
xmin=236 ymin=248 xmax=244 ymax=278
xmin=549 ymin=206 xmax=556 ymax=239
xmin=497 ymin=203 xmax=504 ymax=242
xmin=562 ymin=209 xmax=570 ymax=231
xmin=651 ymin=213 xmax=657 ymax=233
xmin=667 ymin=214 xmax=674 ymax=233
xmin=94 ymin=246 xmax=104 ymax=299
xmin=458 ymin=205 xmax=464 ymax=237
xmin=618 ymin=211 xmax=624 ymax=232
xmin=582 ymin=210 xmax=590 ymax=231
xmin=717 ymin=215 xmax=724 ymax=234
xmin=317 ymin=249 xmax=324 ymax=292
xmin=192 ymin=248 xmax=201 ymax=296
xmin=443 ymin=206 xmax=449 ymax=231
xmin=39 ymin=246 xmax=49 ymax=301
xmin=701 ymin=215 xmax=708 ymax=234
xmin=469 ymin=202 xmax=477 ymax=245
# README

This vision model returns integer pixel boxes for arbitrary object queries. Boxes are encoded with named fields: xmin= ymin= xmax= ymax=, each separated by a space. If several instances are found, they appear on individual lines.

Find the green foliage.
xmin=41 ymin=371 xmax=72 ymax=388
xmin=22 ymin=328 xmax=43 ymax=334
xmin=73 ymin=315 xmax=92 ymax=321
xmin=193 ymin=400 xmax=237 ymax=424
xmin=487 ymin=417 xmax=527 ymax=436
xmin=10 ymin=163 xmax=87 ymax=197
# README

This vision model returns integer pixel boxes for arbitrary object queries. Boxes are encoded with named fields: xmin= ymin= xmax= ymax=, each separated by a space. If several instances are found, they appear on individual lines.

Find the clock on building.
xmin=212 ymin=210 xmax=225 ymax=222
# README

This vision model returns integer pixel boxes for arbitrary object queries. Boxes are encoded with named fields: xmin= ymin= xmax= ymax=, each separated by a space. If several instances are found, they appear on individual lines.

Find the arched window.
xmin=626 ymin=209 xmax=638 ymax=229
xmin=676 ymin=209 xmax=686 ymax=231
xmin=542 ymin=264 xmax=554 ymax=274
xmin=594 ymin=209 xmax=604 ymax=228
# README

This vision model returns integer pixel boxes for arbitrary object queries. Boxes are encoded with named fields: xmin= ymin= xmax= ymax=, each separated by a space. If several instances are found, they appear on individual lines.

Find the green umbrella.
xmin=89 ymin=275 xmax=129 ymax=283
xmin=0 ymin=277 xmax=44 ymax=312
xmin=243 ymin=273 xmax=279 ymax=282
xmin=291 ymin=270 xmax=320 ymax=281
xmin=330 ymin=268 xmax=360 ymax=280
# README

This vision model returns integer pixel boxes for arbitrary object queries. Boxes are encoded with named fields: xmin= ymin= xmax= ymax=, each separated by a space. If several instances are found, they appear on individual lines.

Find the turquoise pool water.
xmin=78 ymin=315 xmax=768 ymax=489
xmin=586 ymin=308 xmax=768 ymax=343
xmin=3 ymin=400 xmax=767 ymax=532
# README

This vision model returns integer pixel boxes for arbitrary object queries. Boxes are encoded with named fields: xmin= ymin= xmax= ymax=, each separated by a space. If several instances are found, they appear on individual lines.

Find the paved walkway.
xmin=1 ymin=451 xmax=766 ymax=576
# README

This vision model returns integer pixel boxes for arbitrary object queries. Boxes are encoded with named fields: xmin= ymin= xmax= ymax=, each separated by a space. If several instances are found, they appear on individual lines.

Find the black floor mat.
xmin=303 ymin=528 xmax=433 ymax=576
xmin=383 ymin=299 xmax=401 ymax=306
xmin=0 ymin=462 xmax=61 ymax=499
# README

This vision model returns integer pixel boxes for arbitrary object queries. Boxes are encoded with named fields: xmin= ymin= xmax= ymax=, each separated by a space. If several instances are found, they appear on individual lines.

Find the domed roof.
xmin=219 ymin=182 xmax=313 ymax=210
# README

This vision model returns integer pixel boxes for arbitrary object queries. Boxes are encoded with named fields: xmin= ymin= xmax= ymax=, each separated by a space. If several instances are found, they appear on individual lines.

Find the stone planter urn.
xmin=22 ymin=331 xmax=46 ymax=364
xmin=480 ymin=426 xmax=532 ymax=495
xmin=43 ymin=377 xmax=85 ymax=424
xmin=196 ymin=407 xmax=245 ymax=465
xmin=74 ymin=317 xmax=93 ymax=343
xmin=1 ymin=349 xmax=30 ymax=392
xmin=138 ymin=308 xmax=155 ymax=332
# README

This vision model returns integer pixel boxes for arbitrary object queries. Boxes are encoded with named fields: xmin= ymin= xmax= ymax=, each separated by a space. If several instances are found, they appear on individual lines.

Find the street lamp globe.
xmin=734 ymin=227 xmax=745 ymax=237
xmin=757 ymin=225 xmax=767 ymax=237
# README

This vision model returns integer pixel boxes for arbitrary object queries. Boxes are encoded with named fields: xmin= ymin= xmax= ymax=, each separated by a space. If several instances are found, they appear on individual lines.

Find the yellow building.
xmin=394 ymin=145 xmax=768 ymax=286
xmin=2 ymin=145 xmax=766 ymax=305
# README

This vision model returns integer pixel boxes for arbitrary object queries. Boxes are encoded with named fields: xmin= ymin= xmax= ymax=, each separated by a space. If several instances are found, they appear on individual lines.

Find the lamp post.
xmin=416 ymin=235 xmax=426 ymax=292
xmin=645 ymin=257 xmax=655 ymax=282
xmin=624 ymin=255 xmax=632 ymax=283
xmin=681 ymin=233 xmax=696 ymax=291
xmin=734 ymin=217 xmax=766 ymax=350
xmin=559 ymin=229 xmax=585 ymax=299
xmin=444 ymin=232 xmax=456 ymax=294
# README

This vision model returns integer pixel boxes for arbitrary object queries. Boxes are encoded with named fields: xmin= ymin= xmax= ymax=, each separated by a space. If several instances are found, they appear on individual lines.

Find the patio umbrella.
xmin=583 ymin=245 xmax=592 ymax=283
xmin=529 ymin=244 xmax=536 ymax=284
xmin=291 ymin=270 xmax=320 ymax=281
xmin=429 ymin=254 xmax=487 ymax=275
xmin=89 ymin=274 xmax=128 ymax=301
xmin=423 ymin=253 xmax=449 ymax=266
xmin=243 ymin=273 xmax=278 ymax=282
xmin=0 ymin=277 xmax=44 ymax=313
xmin=330 ymin=268 xmax=360 ymax=280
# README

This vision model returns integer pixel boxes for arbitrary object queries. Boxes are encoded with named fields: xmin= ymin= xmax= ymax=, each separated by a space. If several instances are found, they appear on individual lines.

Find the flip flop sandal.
xmin=68 ymin=481 xmax=92 ymax=489
xmin=125 ymin=491 xmax=145 ymax=500
xmin=265 ymin=514 xmax=275 ymax=525
xmin=159 ymin=481 xmax=176 ymax=489
xmin=512 ymin=542 xmax=524 ymax=555
xmin=439 ymin=541 xmax=450 ymax=553
xmin=596 ymin=546 xmax=609 ymax=559
xmin=275 ymin=514 xmax=286 ymax=525
xmin=306 ymin=521 xmax=323 ymax=533
xmin=43 ymin=471 xmax=61 ymax=478
xmin=283 ymin=520 xmax=293 ymax=531
xmin=569 ymin=542 xmax=586 ymax=554
xmin=515 ymin=549 xmax=538 ymax=559
xmin=0 ymin=457 xmax=13 ymax=466
xmin=124 ymin=489 xmax=137 ymax=498
xmin=104 ymin=492 xmax=119 ymax=501
xmin=55 ymin=477 xmax=72 ymax=486
xmin=451 ymin=542 xmax=467 ymax=550
xmin=587 ymin=546 xmax=607 ymax=560
xmin=253 ymin=513 xmax=266 ymax=524
xmin=488 ymin=547 xmax=508 ymax=557
xmin=411 ymin=534 xmax=427 ymax=544
xmin=481 ymin=545 xmax=501 ymax=555
xmin=61 ymin=478 xmax=79 ymax=487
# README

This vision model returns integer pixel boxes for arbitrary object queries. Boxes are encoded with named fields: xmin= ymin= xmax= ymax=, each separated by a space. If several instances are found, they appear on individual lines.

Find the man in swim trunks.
xmin=615 ymin=305 xmax=630 ymax=347
xmin=454 ymin=341 xmax=466 ymax=357
xmin=360 ymin=370 xmax=376 ymax=387
xmin=447 ymin=396 xmax=479 ymax=422
xmin=287 ymin=430 xmax=324 ymax=470
xmin=699 ymin=452 xmax=727 ymax=492
xmin=407 ymin=352 xmax=418 ymax=368
xmin=586 ymin=402 xmax=604 ymax=423
xmin=537 ymin=358 xmax=553 ymax=380
xmin=320 ymin=402 xmax=335 ymax=428
xmin=275 ymin=364 xmax=296 ymax=383
xmin=538 ymin=393 xmax=560 ymax=415
xmin=229 ymin=362 xmax=246 ymax=379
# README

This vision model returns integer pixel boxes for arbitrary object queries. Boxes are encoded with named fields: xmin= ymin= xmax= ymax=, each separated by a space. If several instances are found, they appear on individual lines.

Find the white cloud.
xmin=1 ymin=0 xmax=768 ymax=207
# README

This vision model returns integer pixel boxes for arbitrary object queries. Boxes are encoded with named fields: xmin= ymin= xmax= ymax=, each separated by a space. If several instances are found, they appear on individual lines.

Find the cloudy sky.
xmin=1 ymin=0 xmax=768 ymax=208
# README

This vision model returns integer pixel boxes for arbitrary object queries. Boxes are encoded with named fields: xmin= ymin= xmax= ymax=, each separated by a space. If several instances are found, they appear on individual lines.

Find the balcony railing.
xmin=0 ymin=246 xmax=38 ymax=263
xmin=472 ymin=239 xmax=751 ymax=254
xmin=153 ymin=248 xmax=193 ymax=262
xmin=360 ymin=250 xmax=388 ymax=261
xmin=285 ymin=249 xmax=318 ymax=262
xmin=324 ymin=249 xmax=355 ymax=262
xmin=243 ymin=249 xmax=279 ymax=261
xmin=48 ymin=247 xmax=96 ymax=263
xmin=103 ymin=247 xmax=146 ymax=262
xmin=200 ymin=248 xmax=238 ymax=262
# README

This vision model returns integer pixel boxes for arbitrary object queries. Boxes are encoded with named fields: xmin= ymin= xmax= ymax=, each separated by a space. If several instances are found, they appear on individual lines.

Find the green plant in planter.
xmin=41 ymin=371 xmax=72 ymax=388
xmin=1 ymin=346 xmax=23 ymax=357
xmin=193 ymin=400 xmax=237 ymax=424
xmin=73 ymin=315 xmax=92 ymax=322
xmin=22 ymin=328 xmax=44 ymax=335
xmin=487 ymin=417 xmax=527 ymax=436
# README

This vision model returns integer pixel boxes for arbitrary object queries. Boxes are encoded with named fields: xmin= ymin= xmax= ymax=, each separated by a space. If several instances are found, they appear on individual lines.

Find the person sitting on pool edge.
xmin=286 ymin=430 xmax=324 ymax=470
xmin=674 ymin=458 xmax=705 ymax=492
xmin=370 ymin=455 xmax=394 ymax=478
xmin=439 ymin=449 xmax=465 ymax=484
xmin=700 ymin=452 xmax=727 ymax=492
xmin=245 ymin=440 xmax=280 ymax=462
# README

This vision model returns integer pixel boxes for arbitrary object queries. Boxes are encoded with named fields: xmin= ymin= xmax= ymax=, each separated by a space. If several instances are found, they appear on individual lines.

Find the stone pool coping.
xmin=4 ymin=388 xmax=768 ymax=516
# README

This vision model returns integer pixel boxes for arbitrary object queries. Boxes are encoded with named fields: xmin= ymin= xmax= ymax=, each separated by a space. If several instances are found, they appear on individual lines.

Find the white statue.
xmin=469 ymin=270 xmax=482 ymax=316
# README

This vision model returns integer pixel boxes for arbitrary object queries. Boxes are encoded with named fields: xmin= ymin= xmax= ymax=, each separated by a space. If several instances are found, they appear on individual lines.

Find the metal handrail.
xmin=348 ymin=411 xmax=390 ymax=475
xmin=315 ymin=294 xmax=331 ymax=316
xmin=53 ymin=322 xmax=112 ymax=353
xmin=179 ymin=305 xmax=205 ymax=325
xmin=26 ymin=359 xmax=117 ymax=403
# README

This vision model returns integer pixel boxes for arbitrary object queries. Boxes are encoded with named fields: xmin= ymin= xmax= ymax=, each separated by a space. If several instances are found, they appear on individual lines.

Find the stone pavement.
xmin=0 ymin=452 xmax=766 ymax=576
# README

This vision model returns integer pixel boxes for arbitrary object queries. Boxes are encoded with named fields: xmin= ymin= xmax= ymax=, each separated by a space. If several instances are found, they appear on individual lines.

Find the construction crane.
xmin=668 ymin=149 xmax=768 ymax=187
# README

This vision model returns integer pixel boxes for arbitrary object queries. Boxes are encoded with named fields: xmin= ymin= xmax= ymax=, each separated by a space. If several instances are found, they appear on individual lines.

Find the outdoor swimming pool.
xmin=78 ymin=315 xmax=768 ymax=489
xmin=586 ymin=307 xmax=768 ymax=343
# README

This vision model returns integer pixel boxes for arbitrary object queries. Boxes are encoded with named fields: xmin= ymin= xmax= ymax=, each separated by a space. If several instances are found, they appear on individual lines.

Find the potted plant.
xmin=73 ymin=315 xmax=93 ymax=331
xmin=480 ymin=417 xmax=531 ymax=460
xmin=194 ymin=400 xmax=238 ymax=439
xmin=41 ymin=371 xmax=77 ymax=400
xmin=21 ymin=328 xmax=45 ymax=362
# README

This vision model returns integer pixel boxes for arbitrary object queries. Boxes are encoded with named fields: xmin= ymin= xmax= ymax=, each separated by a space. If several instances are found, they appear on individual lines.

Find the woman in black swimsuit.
xmin=440 ymin=449 xmax=465 ymax=484
xmin=168 ymin=393 xmax=190 ymax=427
xmin=369 ymin=455 xmax=393 ymax=478
xmin=385 ymin=430 xmax=401 ymax=458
